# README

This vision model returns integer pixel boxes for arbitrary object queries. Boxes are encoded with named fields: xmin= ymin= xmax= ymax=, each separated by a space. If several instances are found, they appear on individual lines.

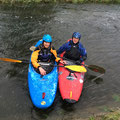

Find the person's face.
xmin=72 ymin=37 xmax=79 ymax=44
xmin=43 ymin=41 xmax=50 ymax=48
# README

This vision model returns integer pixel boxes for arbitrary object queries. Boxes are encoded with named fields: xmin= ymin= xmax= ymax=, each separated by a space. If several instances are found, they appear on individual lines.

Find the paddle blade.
xmin=87 ymin=65 xmax=105 ymax=74
xmin=0 ymin=58 xmax=22 ymax=63
xmin=65 ymin=65 xmax=87 ymax=72
xmin=30 ymin=46 xmax=36 ymax=51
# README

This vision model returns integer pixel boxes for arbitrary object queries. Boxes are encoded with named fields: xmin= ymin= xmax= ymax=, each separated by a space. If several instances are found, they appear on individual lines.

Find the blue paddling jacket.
xmin=57 ymin=39 xmax=87 ymax=62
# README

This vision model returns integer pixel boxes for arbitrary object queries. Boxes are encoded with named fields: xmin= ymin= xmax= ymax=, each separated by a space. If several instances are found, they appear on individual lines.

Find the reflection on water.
xmin=0 ymin=3 xmax=120 ymax=120
xmin=87 ymin=74 xmax=104 ymax=84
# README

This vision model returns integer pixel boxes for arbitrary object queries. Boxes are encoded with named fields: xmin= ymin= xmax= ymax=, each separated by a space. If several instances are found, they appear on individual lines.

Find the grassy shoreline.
xmin=0 ymin=0 xmax=120 ymax=4
xmin=89 ymin=108 xmax=120 ymax=120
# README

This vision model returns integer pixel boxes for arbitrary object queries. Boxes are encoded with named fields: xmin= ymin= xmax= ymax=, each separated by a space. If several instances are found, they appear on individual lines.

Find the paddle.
xmin=29 ymin=46 xmax=105 ymax=74
xmin=0 ymin=58 xmax=29 ymax=63
xmin=84 ymin=64 xmax=105 ymax=74
xmin=30 ymin=46 xmax=36 ymax=51
xmin=0 ymin=58 xmax=87 ymax=73
xmin=59 ymin=56 xmax=105 ymax=74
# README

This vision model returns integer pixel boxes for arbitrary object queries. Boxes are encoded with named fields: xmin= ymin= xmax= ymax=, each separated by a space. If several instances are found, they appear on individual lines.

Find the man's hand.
xmin=60 ymin=60 xmax=67 ymax=65
xmin=39 ymin=67 xmax=46 ymax=75
xmin=75 ymin=60 xmax=81 ymax=65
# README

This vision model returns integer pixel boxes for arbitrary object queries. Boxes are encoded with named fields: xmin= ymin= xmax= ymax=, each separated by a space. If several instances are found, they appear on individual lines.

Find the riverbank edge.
xmin=0 ymin=0 xmax=120 ymax=5
xmin=88 ymin=108 xmax=120 ymax=120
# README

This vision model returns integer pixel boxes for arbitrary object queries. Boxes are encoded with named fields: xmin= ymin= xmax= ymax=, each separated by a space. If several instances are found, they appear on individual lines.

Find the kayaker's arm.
xmin=78 ymin=43 xmax=87 ymax=62
xmin=31 ymin=50 xmax=47 ymax=75
xmin=51 ymin=47 xmax=61 ymax=62
xmin=51 ymin=47 xmax=66 ymax=64
xmin=57 ymin=42 xmax=68 ymax=54
xmin=31 ymin=50 xmax=40 ymax=68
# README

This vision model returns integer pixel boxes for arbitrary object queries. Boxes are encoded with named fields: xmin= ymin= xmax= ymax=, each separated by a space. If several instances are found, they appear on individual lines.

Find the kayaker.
xmin=31 ymin=34 xmax=66 ymax=75
xmin=57 ymin=32 xmax=87 ymax=64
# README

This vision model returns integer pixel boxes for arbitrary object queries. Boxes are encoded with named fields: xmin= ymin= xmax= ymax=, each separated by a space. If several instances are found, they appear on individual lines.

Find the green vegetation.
xmin=102 ymin=106 xmax=114 ymax=112
xmin=89 ymin=110 xmax=120 ymax=120
xmin=89 ymin=95 xmax=120 ymax=120
xmin=112 ymin=94 xmax=120 ymax=102
xmin=89 ymin=116 xmax=95 ymax=120
xmin=0 ymin=0 xmax=120 ymax=4
xmin=89 ymin=107 xmax=120 ymax=120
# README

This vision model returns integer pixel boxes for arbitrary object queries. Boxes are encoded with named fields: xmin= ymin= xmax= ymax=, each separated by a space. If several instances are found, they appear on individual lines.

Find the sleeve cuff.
xmin=58 ymin=60 xmax=61 ymax=64
xmin=38 ymin=66 xmax=41 ymax=69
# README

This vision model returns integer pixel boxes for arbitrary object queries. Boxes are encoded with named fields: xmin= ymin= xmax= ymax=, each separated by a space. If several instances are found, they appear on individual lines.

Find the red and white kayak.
xmin=58 ymin=53 xmax=86 ymax=103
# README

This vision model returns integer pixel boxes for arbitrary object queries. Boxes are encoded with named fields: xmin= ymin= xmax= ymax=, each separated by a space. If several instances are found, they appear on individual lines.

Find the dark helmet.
xmin=42 ymin=34 xmax=52 ymax=42
xmin=72 ymin=32 xmax=81 ymax=40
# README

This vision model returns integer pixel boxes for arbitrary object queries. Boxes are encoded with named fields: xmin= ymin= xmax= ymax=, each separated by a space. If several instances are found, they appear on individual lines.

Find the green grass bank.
xmin=0 ymin=0 xmax=120 ymax=4
xmin=89 ymin=108 xmax=120 ymax=120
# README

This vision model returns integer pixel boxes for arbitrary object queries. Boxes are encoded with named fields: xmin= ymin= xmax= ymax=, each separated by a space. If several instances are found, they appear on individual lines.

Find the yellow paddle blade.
xmin=65 ymin=65 xmax=87 ymax=72
xmin=0 ymin=58 xmax=22 ymax=63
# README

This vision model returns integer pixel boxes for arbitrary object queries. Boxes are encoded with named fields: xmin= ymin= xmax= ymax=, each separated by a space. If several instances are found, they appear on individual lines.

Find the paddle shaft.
xmin=58 ymin=56 xmax=85 ymax=66
xmin=59 ymin=56 xmax=105 ymax=74
xmin=0 ymin=57 xmax=87 ymax=72
xmin=0 ymin=58 xmax=61 ymax=66
xmin=29 ymin=46 xmax=105 ymax=73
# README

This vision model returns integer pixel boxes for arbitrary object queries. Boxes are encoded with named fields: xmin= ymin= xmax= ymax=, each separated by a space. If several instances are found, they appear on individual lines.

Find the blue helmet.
xmin=72 ymin=32 xmax=81 ymax=40
xmin=42 ymin=34 xmax=52 ymax=42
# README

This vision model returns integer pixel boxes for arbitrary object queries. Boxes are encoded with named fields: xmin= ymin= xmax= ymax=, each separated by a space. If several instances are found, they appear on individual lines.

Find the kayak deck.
xmin=28 ymin=40 xmax=58 ymax=109
xmin=59 ymin=55 xmax=85 ymax=103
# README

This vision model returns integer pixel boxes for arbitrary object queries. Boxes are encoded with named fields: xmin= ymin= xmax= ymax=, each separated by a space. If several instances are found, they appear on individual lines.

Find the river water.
xmin=0 ymin=3 xmax=120 ymax=120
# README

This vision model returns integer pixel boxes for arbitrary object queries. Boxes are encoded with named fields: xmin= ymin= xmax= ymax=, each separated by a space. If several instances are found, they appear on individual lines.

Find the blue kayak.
xmin=28 ymin=40 xmax=58 ymax=109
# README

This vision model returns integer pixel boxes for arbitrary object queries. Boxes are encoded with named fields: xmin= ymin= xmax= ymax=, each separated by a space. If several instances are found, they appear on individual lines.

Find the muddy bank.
xmin=0 ymin=0 xmax=120 ymax=4
xmin=89 ymin=108 xmax=120 ymax=120
xmin=62 ymin=107 xmax=120 ymax=120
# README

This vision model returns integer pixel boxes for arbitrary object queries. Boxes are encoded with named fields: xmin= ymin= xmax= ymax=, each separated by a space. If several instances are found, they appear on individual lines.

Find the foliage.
xmin=0 ymin=0 xmax=120 ymax=4
xmin=89 ymin=116 xmax=95 ymax=120
xmin=89 ymin=108 xmax=120 ymax=120
xmin=112 ymin=94 xmax=120 ymax=102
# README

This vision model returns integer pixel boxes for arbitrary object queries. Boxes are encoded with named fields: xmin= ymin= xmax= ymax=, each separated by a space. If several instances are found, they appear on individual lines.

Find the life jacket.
xmin=37 ymin=45 xmax=53 ymax=62
xmin=64 ymin=39 xmax=81 ymax=61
